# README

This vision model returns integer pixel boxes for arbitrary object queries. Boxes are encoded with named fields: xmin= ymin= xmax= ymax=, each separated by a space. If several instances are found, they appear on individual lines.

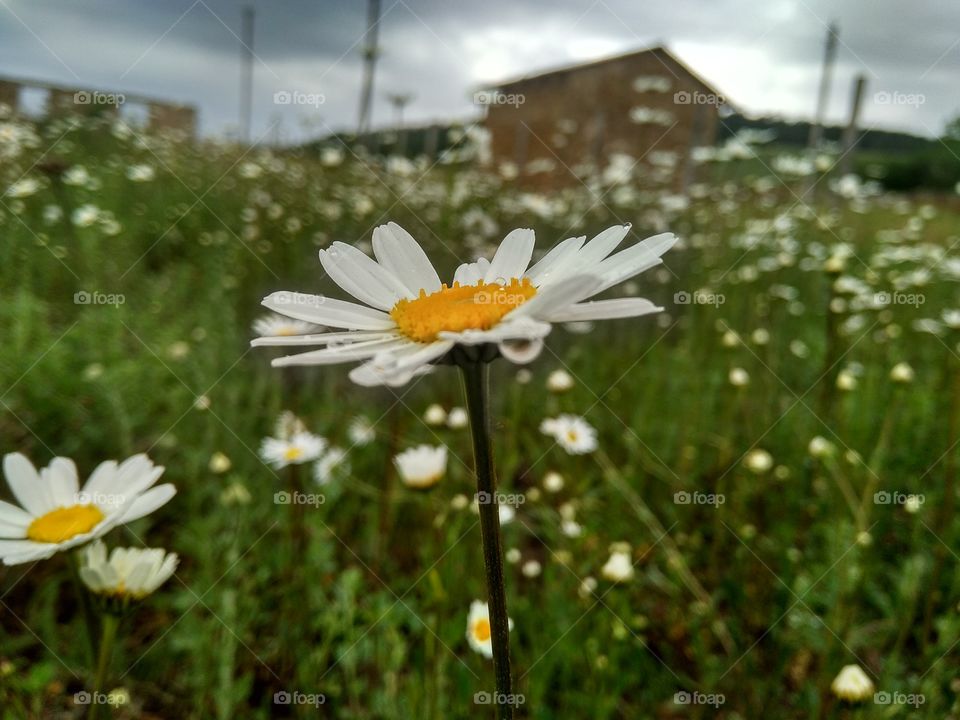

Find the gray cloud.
xmin=1 ymin=0 xmax=957 ymax=141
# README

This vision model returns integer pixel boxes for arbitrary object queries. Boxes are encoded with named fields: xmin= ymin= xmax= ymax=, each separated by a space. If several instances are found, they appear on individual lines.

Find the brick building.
xmin=481 ymin=46 xmax=730 ymax=188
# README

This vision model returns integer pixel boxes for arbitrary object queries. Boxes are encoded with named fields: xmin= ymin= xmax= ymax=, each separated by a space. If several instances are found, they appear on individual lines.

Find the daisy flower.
xmin=601 ymin=549 xmax=635 ymax=582
xmin=394 ymin=445 xmax=447 ymax=489
xmin=446 ymin=407 xmax=469 ymax=429
xmin=540 ymin=415 xmax=598 ymax=454
xmin=466 ymin=600 xmax=514 ymax=659
xmin=79 ymin=540 xmax=178 ymax=600
xmin=314 ymin=446 xmax=349 ymax=485
xmin=253 ymin=222 xmax=675 ymax=386
xmin=347 ymin=416 xmax=376 ymax=446
xmin=252 ymin=312 xmax=322 ymax=338
xmin=0 ymin=454 xmax=176 ymax=566
xmin=259 ymin=412 xmax=326 ymax=469
xmin=830 ymin=664 xmax=874 ymax=702
xmin=546 ymin=369 xmax=575 ymax=393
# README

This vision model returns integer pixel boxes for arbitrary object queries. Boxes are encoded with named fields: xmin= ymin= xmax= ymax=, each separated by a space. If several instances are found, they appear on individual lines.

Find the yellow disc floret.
xmin=472 ymin=618 xmax=492 ymax=642
xmin=390 ymin=279 xmax=537 ymax=343
xmin=27 ymin=504 xmax=105 ymax=543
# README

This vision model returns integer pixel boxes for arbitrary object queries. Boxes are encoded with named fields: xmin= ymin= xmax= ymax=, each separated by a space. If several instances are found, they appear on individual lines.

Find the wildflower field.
xmin=2 ymin=114 xmax=960 ymax=719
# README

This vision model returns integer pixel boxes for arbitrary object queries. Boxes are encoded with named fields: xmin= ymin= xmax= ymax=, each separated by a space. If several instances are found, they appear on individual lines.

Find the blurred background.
xmin=1 ymin=1 xmax=959 ymax=718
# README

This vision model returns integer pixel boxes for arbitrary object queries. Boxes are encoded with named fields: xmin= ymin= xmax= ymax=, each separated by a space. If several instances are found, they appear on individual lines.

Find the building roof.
xmin=486 ymin=45 xmax=728 ymax=101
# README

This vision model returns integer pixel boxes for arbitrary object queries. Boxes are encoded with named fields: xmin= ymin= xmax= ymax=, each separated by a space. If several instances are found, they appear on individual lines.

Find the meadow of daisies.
xmin=1 ymin=111 xmax=960 ymax=719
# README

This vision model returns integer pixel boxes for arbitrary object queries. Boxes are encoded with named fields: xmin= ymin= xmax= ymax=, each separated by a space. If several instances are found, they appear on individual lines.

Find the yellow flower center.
xmin=390 ymin=279 xmax=537 ymax=344
xmin=283 ymin=446 xmax=304 ymax=461
xmin=27 ymin=504 xmax=105 ymax=543
xmin=473 ymin=618 xmax=491 ymax=642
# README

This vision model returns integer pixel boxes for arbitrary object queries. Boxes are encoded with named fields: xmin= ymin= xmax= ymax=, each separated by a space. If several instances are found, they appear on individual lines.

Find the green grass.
xmin=1 ymin=114 xmax=959 ymax=718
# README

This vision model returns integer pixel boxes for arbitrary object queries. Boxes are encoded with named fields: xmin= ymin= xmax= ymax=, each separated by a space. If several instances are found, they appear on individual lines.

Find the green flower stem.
xmin=460 ymin=360 xmax=513 ymax=720
xmin=68 ymin=551 xmax=100 ymax=665
xmin=89 ymin=612 xmax=119 ymax=720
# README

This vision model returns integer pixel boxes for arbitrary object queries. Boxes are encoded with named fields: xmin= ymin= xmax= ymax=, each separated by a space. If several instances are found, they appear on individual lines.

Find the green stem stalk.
xmin=460 ymin=361 xmax=513 ymax=720
xmin=89 ymin=613 xmax=119 ymax=720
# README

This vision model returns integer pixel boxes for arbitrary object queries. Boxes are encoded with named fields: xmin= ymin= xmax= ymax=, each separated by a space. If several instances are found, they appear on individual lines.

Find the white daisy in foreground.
xmin=79 ymin=540 xmax=178 ymax=600
xmin=466 ymin=600 xmax=514 ymax=659
xmin=830 ymin=664 xmax=874 ymax=702
xmin=252 ymin=312 xmax=322 ymax=338
xmin=253 ymin=222 xmax=675 ymax=386
xmin=540 ymin=415 xmax=598 ymax=455
xmin=259 ymin=412 xmax=326 ymax=469
xmin=395 ymin=445 xmax=447 ymax=488
xmin=0 ymin=454 xmax=176 ymax=566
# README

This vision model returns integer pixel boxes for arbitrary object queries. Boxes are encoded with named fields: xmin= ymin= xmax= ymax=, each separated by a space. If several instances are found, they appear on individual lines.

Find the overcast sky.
xmin=1 ymin=0 xmax=958 ymax=142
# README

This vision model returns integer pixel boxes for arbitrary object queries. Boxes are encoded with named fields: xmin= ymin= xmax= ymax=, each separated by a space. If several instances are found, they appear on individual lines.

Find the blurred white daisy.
xmin=314 ymin=446 xmax=349 ymax=485
xmin=446 ymin=407 xmax=469 ymax=429
xmin=79 ymin=540 xmax=178 ymax=600
xmin=423 ymin=404 xmax=447 ymax=426
xmin=601 ymin=549 xmax=634 ymax=582
xmin=890 ymin=361 xmax=915 ymax=384
xmin=125 ymin=164 xmax=155 ymax=182
xmin=253 ymin=223 xmax=675 ymax=385
xmin=252 ymin=312 xmax=322 ymax=338
xmin=728 ymin=367 xmax=750 ymax=387
xmin=540 ymin=415 xmax=598 ymax=455
xmin=546 ymin=369 xmax=575 ymax=392
xmin=466 ymin=600 xmax=514 ymax=659
xmin=0 ymin=454 xmax=176 ymax=565
xmin=259 ymin=412 xmax=326 ymax=469
xmin=347 ymin=416 xmax=376 ymax=446
xmin=395 ymin=445 xmax=447 ymax=488
xmin=744 ymin=449 xmax=774 ymax=474
xmin=830 ymin=664 xmax=874 ymax=702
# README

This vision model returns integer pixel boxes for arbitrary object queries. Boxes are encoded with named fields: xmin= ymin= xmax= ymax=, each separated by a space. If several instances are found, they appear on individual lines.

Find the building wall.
xmin=485 ymin=49 xmax=721 ymax=189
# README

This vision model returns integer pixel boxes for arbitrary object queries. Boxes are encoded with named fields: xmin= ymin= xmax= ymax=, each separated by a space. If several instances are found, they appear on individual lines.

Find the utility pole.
xmin=386 ymin=92 xmax=413 ymax=155
xmin=807 ymin=22 xmax=839 ymax=150
xmin=356 ymin=0 xmax=381 ymax=140
xmin=239 ymin=5 xmax=255 ymax=143
xmin=839 ymin=74 xmax=867 ymax=177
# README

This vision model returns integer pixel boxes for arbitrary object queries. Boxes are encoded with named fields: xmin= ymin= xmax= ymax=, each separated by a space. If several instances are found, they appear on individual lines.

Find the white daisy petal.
xmin=440 ymin=319 xmax=552 ymax=345
xmin=263 ymin=292 xmax=395 ymax=330
xmin=80 ymin=460 xmax=118 ymax=498
xmin=3 ymin=453 xmax=51 ymax=516
xmin=594 ymin=232 xmax=678 ymax=293
xmin=41 ymin=457 xmax=79 ymax=507
xmin=544 ymin=298 xmax=662 ymax=322
xmin=524 ymin=235 xmax=585 ymax=286
xmin=320 ymin=242 xmax=411 ymax=310
xmin=509 ymin=274 xmax=603 ymax=320
xmin=0 ymin=501 xmax=31 ymax=538
xmin=484 ymin=228 xmax=535 ymax=283
xmin=575 ymin=224 xmax=631 ymax=269
xmin=118 ymin=483 xmax=176 ymax=523
xmin=372 ymin=223 xmax=442 ymax=295
xmin=251 ymin=331 xmax=395 ymax=347
xmin=271 ymin=337 xmax=410 ymax=367
xmin=454 ymin=258 xmax=488 ymax=286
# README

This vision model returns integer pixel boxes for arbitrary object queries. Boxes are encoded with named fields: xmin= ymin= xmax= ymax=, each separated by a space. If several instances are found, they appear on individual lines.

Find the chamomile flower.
xmin=259 ymin=412 xmax=326 ymax=469
xmin=446 ymin=407 xmax=469 ymax=429
xmin=395 ymin=445 xmax=447 ymax=488
xmin=314 ymin=446 xmax=349 ymax=485
xmin=79 ymin=540 xmax=178 ymax=600
xmin=252 ymin=312 xmax=322 ymax=338
xmin=546 ymin=369 xmax=575 ymax=392
xmin=830 ymin=664 xmax=874 ymax=702
xmin=466 ymin=600 xmax=514 ymax=659
xmin=253 ymin=223 xmax=675 ymax=385
xmin=0 ymin=454 xmax=176 ymax=566
xmin=423 ymin=404 xmax=447 ymax=426
xmin=347 ymin=416 xmax=376 ymax=446
xmin=601 ymin=549 xmax=634 ymax=582
xmin=540 ymin=415 xmax=598 ymax=454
